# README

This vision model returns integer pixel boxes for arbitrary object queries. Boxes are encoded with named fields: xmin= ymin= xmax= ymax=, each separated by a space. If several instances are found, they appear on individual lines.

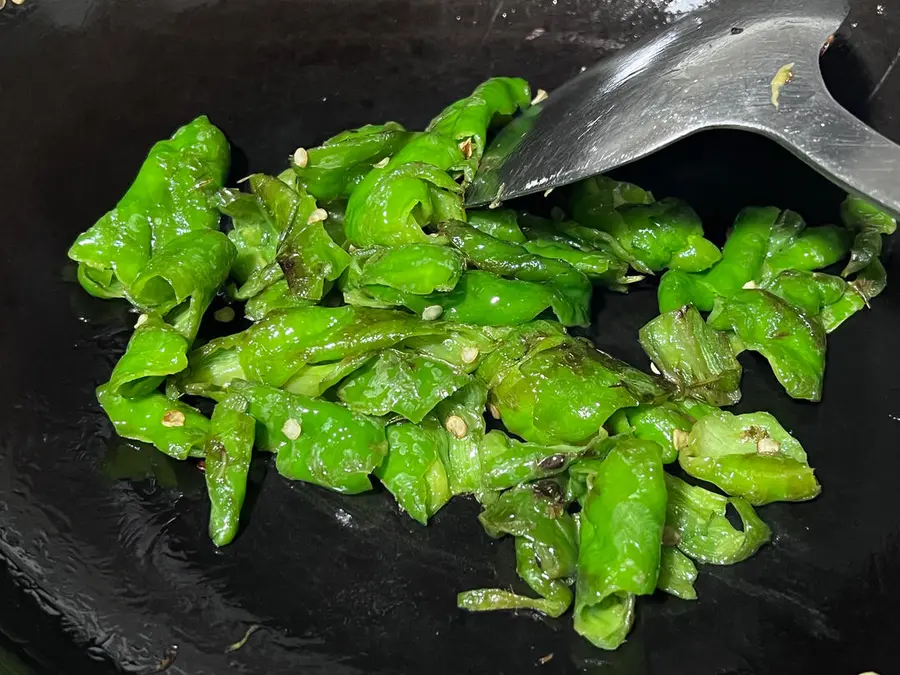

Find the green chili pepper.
xmin=427 ymin=77 xmax=531 ymax=177
xmin=345 ymin=161 xmax=465 ymax=247
xmin=167 ymin=332 xmax=244 ymax=399
xmin=97 ymin=384 xmax=209 ymax=460
xmin=656 ymin=269 xmax=716 ymax=316
xmin=477 ymin=429 xmax=598 ymax=492
xmin=257 ymin=180 xmax=351 ymax=301
xmin=658 ymin=206 xmax=781 ymax=312
xmin=230 ymin=380 xmax=387 ymax=494
xmin=97 ymin=316 xmax=209 ymax=459
xmin=107 ymin=316 xmax=190 ymax=398
xmin=336 ymin=348 xmax=471 ymax=423
xmin=522 ymin=239 xmax=638 ymax=290
xmin=606 ymin=402 xmax=694 ymax=464
xmin=490 ymin=337 xmax=667 ymax=446
xmin=432 ymin=382 xmax=489 ymax=496
xmin=664 ymin=473 xmax=770 ymax=565
xmin=291 ymin=122 xmax=414 ymax=202
xmin=475 ymin=320 xmax=568 ymax=392
xmin=707 ymin=289 xmax=825 ymax=401
xmin=466 ymin=208 xmax=527 ymax=243
xmin=402 ymin=324 xmax=505 ymax=373
xmin=570 ymin=174 xmax=653 ymax=212
xmin=129 ymin=230 xmax=236 ymax=340
xmin=458 ymin=480 xmax=577 ymax=618
xmin=343 ymin=130 xmax=466 ymax=248
xmin=243 ymin=279 xmax=312 ymax=321
xmin=69 ymin=116 xmax=230 ymax=300
xmin=568 ymin=176 xmax=654 ymax=272
xmin=656 ymin=547 xmax=698 ymax=600
xmin=175 ymin=305 xmax=450 ymax=394
xmin=282 ymin=354 xmax=375 ymax=398
xmin=438 ymin=220 xmax=592 ymax=327
xmin=570 ymin=175 xmax=719 ymax=273
xmin=376 ymin=419 xmax=452 ymax=525
xmin=639 ymin=305 xmax=742 ymax=406
xmin=815 ymin=196 xmax=895 ymax=331
xmin=342 ymin=243 xmax=465 ymax=305
xmin=821 ymin=258 xmax=887 ymax=332
xmin=761 ymin=225 xmax=850 ymax=280
xmin=385 ymin=271 xmax=559 ymax=326
xmin=238 ymin=305 xmax=449 ymax=387
xmin=617 ymin=199 xmax=721 ymax=272
xmin=762 ymin=269 xmax=847 ymax=316
xmin=214 ymin=188 xmax=282 ymax=287
xmin=228 ymin=173 xmax=349 ymax=302
xmin=205 ymin=394 xmax=255 ymax=546
xmin=522 ymin=215 xmax=643 ymax=274
xmin=840 ymin=195 xmax=897 ymax=277
xmin=573 ymin=438 xmax=667 ymax=650
xmin=678 ymin=409 xmax=820 ymax=505
xmin=218 ymin=170 xmax=349 ymax=305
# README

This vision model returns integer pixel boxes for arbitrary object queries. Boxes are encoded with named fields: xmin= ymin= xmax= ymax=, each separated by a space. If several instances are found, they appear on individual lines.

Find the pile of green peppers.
xmin=68 ymin=77 xmax=895 ymax=651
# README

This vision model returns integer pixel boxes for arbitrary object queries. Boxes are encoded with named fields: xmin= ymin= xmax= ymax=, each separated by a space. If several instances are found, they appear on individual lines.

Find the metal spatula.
xmin=466 ymin=0 xmax=900 ymax=217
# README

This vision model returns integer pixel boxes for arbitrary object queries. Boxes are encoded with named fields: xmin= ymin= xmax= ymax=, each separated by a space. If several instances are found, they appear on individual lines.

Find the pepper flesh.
xmin=205 ymin=394 xmax=255 ymax=546
xmin=572 ymin=438 xmax=667 ymax=650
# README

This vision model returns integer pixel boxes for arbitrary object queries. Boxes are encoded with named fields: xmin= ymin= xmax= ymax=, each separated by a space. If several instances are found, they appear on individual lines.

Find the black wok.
xmin=2 ymin=0 xmax=900 ymax=673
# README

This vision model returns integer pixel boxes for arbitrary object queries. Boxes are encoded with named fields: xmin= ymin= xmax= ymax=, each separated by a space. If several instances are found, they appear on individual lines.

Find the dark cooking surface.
xmin=2 ymin=1 xmax=900 ymax=673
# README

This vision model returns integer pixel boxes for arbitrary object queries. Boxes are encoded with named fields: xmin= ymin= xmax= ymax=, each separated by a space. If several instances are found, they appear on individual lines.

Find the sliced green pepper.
xmin=291 ymin=122 xmax=414 ymax=202
xmin=639 ymin=305 xmax=742 ymax=406
xmin=439 ymin=220 xmax=591 ymax=327
xmin=570 ymin=175 xmax=718 ymax=274
xmin=664 ymin=473 xmax=770 ymax=564
xmin=707 ymin=289 xmax=825 ymax=401
xmin=761 ymin=225 xmax=850 ymax=280
xmin=129 ymin=230 xmax=236 ymax=340
xmin=489 ymin=337 xmax=667 ymax=446
xmin=69 ymin=116 xmax=230 ymax=299
xmin=658 ymin=206 xmax=781 ymax=312
xmin=522 ymin=238 xmax=637 ymax=290
xmin=840 ymin=195 xmax=897 ymax=276
xmin=238 ymin=305 xmax=449 ymax=387
xmin=377 ymin=420 xmax=452 ymax=525
xmin=345 ymin=160 xmax=464 ymax=247
xmin=458 ymin=480 xmax=577 ymax=618
xmin=427 ymin=77 xmax=531 ymax=177
xmin=391 ymin=271 xmax=561 ymax=326
xmin=821 ymin=259 xmax=887 ymax=332
xmin=97 ymin=384 xmax=209 ymax=460
xmin=762 ymin=269 xmax=847 ymax=316
xmin=678 ymin=409 xmax=820 ymax=505
xmin=432 ymin=382 xmax=489 ymax=496
xmin=107 ymin=316 xmax=190 ymax=398
xmin=656 ymin=547 xmax=698 ymax=600
xmin=231 ymin=380 xmax=387 ymax=494
xmin=230 ymin=173 xmax=349 ymax=302
xmin=477 ymin=429 xmax=596 ymax=492
xmin=205 ymin=394 xmax=255 ymax=546
xmin=214 ymin=188 xmax=281 ymax=287
xmin=342 ymin=243 xmax=465 ymax=307
xmin=573 ymin=438 xmax=667 ymax=650
xmin=336 ymin=348 xmax=471 ymax=423
xmin=466 ymin=208 xmax=527 ymax=243
xmin=606 ymin=402 xmax=694 ymax=464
